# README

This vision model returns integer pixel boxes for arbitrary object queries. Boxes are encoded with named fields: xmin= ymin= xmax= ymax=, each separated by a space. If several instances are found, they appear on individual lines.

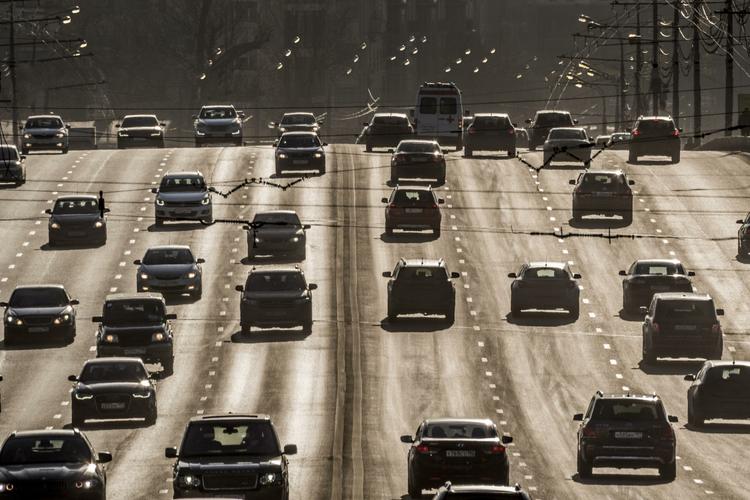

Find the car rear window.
xmin=534 ymin=112 xmax=573 ymax=127
xmin=397 ymin=142 xmax=439 ymax=153
xmin=523 ymin=267 xmax=567 ymax=279
xmin=591 ymin=400 xmax=663 ymax=421
xmin=637 ymin=120 xmax=674 ymax=132
xmin=424 ymin=422 xmax=495 ymax=439
xmin=253 ymin=212 xmax=302 ymax=226
xmin=472 ymin=116 xmax=511 ymax=130
xmin=633 ymin=263 xmax=683 ymax=275
xmin=393 ymin=190 xmax=435 ymax=205
xmin=440 ymin=98 xmax=458 ymax=115
xmin=181 ymin=421 xmax=280 ymax=457
xmin=655 ymin=300 xmax=715 ymax=320
xmin=397 ymin=267 xmax=448 ymax=281
xmin=247 ymin=273 xmax=305 ymax=292
xmin=373 ymin=115 xmax=408 ymax=126
xmin=705 ymin=365 xmax=750 ymax=387
xmin=281 ymin=114 xmax=315 ymax=125
xmin=419 ymin=97 xmax=437 ymax=115
xmin=200 ymin=107 xmax=236 ymax=119
xmin=580 ymin=173 xmax=625 ymax=189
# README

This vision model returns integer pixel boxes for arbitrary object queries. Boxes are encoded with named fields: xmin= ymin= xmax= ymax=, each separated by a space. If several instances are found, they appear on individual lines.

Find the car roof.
xmin=188 ymin=413 xmax=271 ymax=423
xmin=704 ymin=360 xmax=750 ymax=369
xmin=637 ymin=115 xmax=673 ymax=121
xmin=254 ymin=210 xmax=298 ymax=216
xmin=632 ymin=259 xmax=682 ymax=266
xmin=12 ymin=429 xmax=79 ymax=439
xmin=393 ymin=184 xmax=433 ymax=192
xmin=282 ymin=112 xmax=315 ymax=117
xmin=473 ymin=113 xmax=510 ymax=118
xmin=597 ymin=393 xmax=662 ymax=402
xmin=145 ymin=244 xmax=191 ymax=251
xmin=423 ymin=417 xmax=494 ymax=426
xmin=549 ymin=127 xmax=585 ymax=133
xmin=163 ymin=171 xmax=203 ymax=177
xmin=122 ymin=114 xmax=158 ymax=119
xmin=581 ymin=169 xmax=624 ymax=176
xmin=400 ymin=258 xmax=446 ymax=268
xmin=27 ymin=114 xmax=63 ymax=120
xmin=536 ymin=109 xmax=571 ymax=114
xmin=55 ymin=194 xmax=98 ymax=201
xmin=652 ymin=292 xmax=712 ymax=302
xmin=82 ymin=357 xmax=145 ymax=366
xmin=398 ymin=139 xmax=439 ymax=146
xmin=12 ymin=284 xmax=66 ymax=291
xmin=201 ymin=104 xmax=235 ymax=109
xmin=279 ymin=131 xmax=318 ymax=137
xmin=374 ymin=112 xmax=408 ymax=118
xmin=248 ymin=267 xmax=303 ymax=275
xmin=442 ymin=484 xmax=528 ymax=494
xmin=526 ymin=261 xmax=566 ymax=269
xmin=105 ymin=292 xmax=165 ymax=302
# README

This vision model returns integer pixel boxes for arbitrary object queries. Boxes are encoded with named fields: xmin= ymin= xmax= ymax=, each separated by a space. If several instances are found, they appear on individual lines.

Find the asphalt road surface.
xmin=1 ymin=144 xmax=749 ymax=499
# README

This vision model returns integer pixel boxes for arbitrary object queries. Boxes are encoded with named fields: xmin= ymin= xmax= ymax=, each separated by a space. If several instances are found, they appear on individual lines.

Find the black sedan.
xmin=685 ymin=360 xmax=750 ymax=426
xmin=619 ymin=259 xmax=695 ymax=313
xmin=47 ymin=195 xmax=108 ymax=247
xmin=1 ymin=285 xmax=78 ymax=346
xmin=570 ymin=170 xmax=635 ymax=223
xmin=274 ymin=131 xmax=326 ymax=175
xmin=401 ymin=418 xmax=513 ymax=498
xmin=509 ymin=262 xmax=580 ymax=318
xmin=69 ymin=357 xmax=157 ymax=427
xmin=116 ymin=114 xmax=165 ymax=149
xmin=0 ymin=429 xmax=111 ymax=500
xmin=390 ymin=140 xmax=446 ymax=184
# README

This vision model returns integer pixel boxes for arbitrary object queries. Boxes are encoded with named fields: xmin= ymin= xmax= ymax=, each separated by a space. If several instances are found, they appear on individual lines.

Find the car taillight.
xmin=672 ymin=129 xmax=680 ymax=137
xmin=657 ymin=426 xmax=675 ymax=441
xmin=508 ymin=128 xmax=515 ymax=135
xmin=653 ymin=322 xmax=660 ymax=334
xmin=489 ymin=444 xmax=506 ymax=454
xmin=458 ymin=117 xmax=463 ymax=128
xmin=468 ymin=128 xmax=476 ymax=134
xmin=388 ymin=203 xmax=397 ymax=209
xmin=712 ymin=323 xmax=721 ymax=334
xmin=632 ymin=129 xmax=641 ymax=137
xmin=416 ymin=444 xmax=431 ymax=454
xmin=582 ymin=426 xmax=601 ymax=438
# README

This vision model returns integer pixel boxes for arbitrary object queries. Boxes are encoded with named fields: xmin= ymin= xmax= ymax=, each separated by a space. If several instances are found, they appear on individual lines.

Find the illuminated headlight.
xmin=74 ymin=392 xmax=94 ymax=400
xmin=278 ymin=153 xmax=287 ymax=159
xmin=279 ymin=127 xmax=287 ymax=132
xmin=195 ymin=130 xmax=206 ymax=136
xmin=50 ymin=222 xmax=61 ymax=229
xmin=290 ymin=236 xmax=300 ymax=243
xmin=200 ymin=197 xmax=210 ymax=205
xmin=254 ymin=237 xmax=262 ymax=244
xmin=177 ymin=474 xmax=201 ymax=488
xmin=132 ymin=391 xmax=151 ymax=398
xmin=151 ymin=332 xmax=165 ymax=342
xmin=94 ymin=221 xmax=104 ymax=228
xmin=103 ymin=333 xmax=118 ymax=343
xmin=74 ymin=480 xmax=95 ymax=489
xmin=314 ymin=152 xmax=323 ymax=158
xmin=232 ymin=129 xmax=241 ymax=135
xmin=118 ymin=131 xmax=129 ymax=137
xmin=140 ymin=273 xmax=149 ymax=280
xmin=6 ymin=314 xmax=21 ymax=325
xmin=53 ymin=313 xmax=71 ymax=325
xmin=187 ymin=272 xmax=197 ymax=279
xmin=0 ymin=483 xmax=14 ymax=492
xmin=259 ymin=472 xmax=278 ymax=485
xmin=312 ymin=126 xmax=320 ymax=132
xmin=23 ymin=133 xmax=31 ymax=139
xmin=55 ymin=132 xmax=65 ymax=138
xmin=155 ymin=198 xmax=165 ymax=206
xmin=150 ymin=132 xmax=162 ymax=137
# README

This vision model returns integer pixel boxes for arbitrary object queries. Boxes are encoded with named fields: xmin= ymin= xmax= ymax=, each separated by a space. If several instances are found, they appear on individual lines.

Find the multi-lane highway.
xmin=0 ymin=143 xmax=749 ymax=499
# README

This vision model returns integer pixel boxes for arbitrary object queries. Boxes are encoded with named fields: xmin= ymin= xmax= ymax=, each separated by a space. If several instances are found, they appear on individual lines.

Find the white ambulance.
xmin=411 ymin=82 xmax=464 ymax=150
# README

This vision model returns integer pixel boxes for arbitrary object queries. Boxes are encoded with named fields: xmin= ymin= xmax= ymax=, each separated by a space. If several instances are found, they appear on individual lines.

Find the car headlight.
xmin=150 ymin=132 xmax=162 ymax=137
xmin=55 ymin=132 xmax=65 ymax=138
xmin=74 ymin=392 xmax=94 ymax=400
xmin=279 ymin=127 xmax=287 ymax=132
xmin=74 ymin=480 xmax=96 ymax=489
xmin=94 ymin=221 xmax=104 ymax=228
xmin=278 ymin=152 xmax=287 ymax=159
xmin=155 ymin=198 xmax=165 ymax=206
xmin=23 ymin=133 xmax=31 ymax=139
xmin=232 ymin=129 xmax=241 ymax=135
xmin=151 ymin=332 xmax=166 ymax=342
xmin=195 ymin=130 xmax=206 ymax=136
xmin=312 ymin=126 xmax=320 ymax=132
xmin=53 ymin=313 xmax=71 ymax=325
xmin=259 ymin=472 xmax=278 ymax=485
xmin=290 ymin=236 xmax=300 ymax=243
xmin=314 ymin=152 xmax=323 ymax=158
xmin=200 ymin=197 xmax=210 ymax=205
xmin=5 ymin=314 xmax=21 ymax=325
xmin=187 ymin=272 xmax=197 ymax=279
xmin=103 ymin=333 xmax=118 ymax=343
xmin=50 ymin=222 xmax=61 ymax=229
xmin=177 ymin=474 xmax=201 ymax=488
xmin=118 ymin=131 xmax=129 ymax=137
xmin=140 ymin=273 xmax=149 ymax=280
xmin=254 ymin=237 xmax=262 ymax=244
xmin=0 ymin=483 xmax=14 ymax=492
xmin=132 ymin=391 xmax=151 ymax=398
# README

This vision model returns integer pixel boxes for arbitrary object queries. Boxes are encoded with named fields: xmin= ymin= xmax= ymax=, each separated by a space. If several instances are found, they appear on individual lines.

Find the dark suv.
xmin=574 ymin=392 xmax=678 ymax=480
xmin=628 ymin=116 xmax=681 ymax=163
xmin=383 ymin=185 xmax=444 ymax=236
xmin=360 ymin=113 xmax=414 ymax=151
xmin=390 ymin=140 xmax=446 ymax=184
xmin=93 ymin=293 xmax=176 ymax=374
xmin=47 ymin=195 xmax=108 ymax=247
xmin=236 ymin=267 xmax=317 ymax=333
xmin=166 ymin=414 xmax=297 ymax=499
xmin=641 ymin=292 xmax=724 ymax=364
xmin=383 ymin=258 xmax=460 ymax=322
xmin=619 ymin=259 xmax=695 ymax=313
xmin=525 ymin=110 xmax=576 ymax=150
xmin=463 ymin=113 xmax=516 ymax=157
xmin=570 ymin=170 xmax=635 ymax=223
xmin=685 ymin=360 xmax=750 ymax=426
xmin=508 ymin=262 xmax=580 ymax=318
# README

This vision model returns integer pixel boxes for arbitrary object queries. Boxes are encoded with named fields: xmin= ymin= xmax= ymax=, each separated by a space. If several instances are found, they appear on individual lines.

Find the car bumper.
xmin=512 ymin=290 xmax=578 ymax=310
xmin=118 ymin=136 xmax=163 ymax=147
xmin=386 ymin=214 xmax=441 ymax=230
xmin=276 ymin=157 xmax=325 ymax=171
xmin=156 ymin=206 xmax=212 ymax=220
xmin=72 ymin=394 xmax=152 ymax=420
xmin=138 ymin=277 xmax=201 ymax=294
xmin=413 ymin=457 xmax=508 ymax=487
xmin=174 ymin=484 xmax=286 ymax=499
xmin=651 ymin=337 xmax=721 ymax=358
xmin=392 ymin=164 xmax=445 ymax=179
xmin=97 ymin=344 xmax=173 ymax=363
xmin=49 ymin=227 xmax=106 ymax=243
xmin=5 ymin=322 xmax=74 ymax=338
xmin=241 ymin=303 xmax=311 ymax=327
xmin=23 ymin=137 xmax=68 ymax=149
xmin=464 ymin=136 xmax=515 ymax=151
xmin=195 ymin=132 xmax=242 ymax=142
xmin=248 ymin=237 xmax=305 ymax=254
xmin=573 ymin=197 xmax=632 ymax=214
xmin=630 ymin=139 xmax=680 ymax=155
xmin=0 ymin=167 xmax=24 ymax=181
xmin=696 ymin=396 xmax=750 ymax=419
xmin=581 ymin=443 xmax=674 ymax=469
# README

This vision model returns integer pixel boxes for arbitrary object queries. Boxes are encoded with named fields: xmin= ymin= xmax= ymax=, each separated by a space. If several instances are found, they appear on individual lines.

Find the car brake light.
xmin=653 ymin=322 xmax=660 ymax=334
xmin=672 ymin=129 xmax=680 ymax=137
xmin=657 ymin=426 xmax=675 ymax=441
xmin=488 ymin=444 xmax=506 ymax=454
xmin=416 ymin=444 xmax=431 ymax=454
xmin=712 ymin=323 xmax=721 ymax=334
xmin=388 ymin=203 xmax=397 ymax=209
xmin=508 ymin=128 xmax=515 ymax=135
xmin=632 ymin=129 xmax=641 ymax=137
xmin=468 ymin=128 xmax=476 ymax=134
xmin=582 ymin=426 xmax=600 ymax=438
xmin=458 ymin=117 xmax=463 ymax=128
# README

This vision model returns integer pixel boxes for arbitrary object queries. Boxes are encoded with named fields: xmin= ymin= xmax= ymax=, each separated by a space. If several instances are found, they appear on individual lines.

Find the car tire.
xmin=572 ymin=209 xmax=583 ymax=221
xmin=628 ymin=151 xmax=637 ymax=163
xmin=437 ymin=177 xmax=446 ymax=185
xmin=241 ymin=323 xmax=251 ymax=335
xmin=659 ymin=461 xmax=677 ymax=481
xmin=577 ymin=450 xmax=592 ymax=479
xmin=162 ymin=357 xmax=174 ymax=375
xmin=387 ymin=298 xmax=398 ymax=322
xmin=117 ymin=142 xmax=124 ymax=150
xmin=464 ymin=148 xmax=473 ymax=158
xmin=434 ymin=226 xmax=441 ymax=238
xmin=302 ymin=318 xmax=313 ymax=334
xmin=508 ymin=147 xmax=516 ymax=157
xmin=159 ymin=140 xmax=165 ymax=149
xmin=3 ymin=332 xmax=16 ymax=347
xmin=61 ymin=147 xmax=69 ymax=154
xmin=194 ymin=140 xmax=202 ymax=148
xmin=145 ymin=404 xmax=157 ymax=426
xmin=319 ymin=167 xmax=326 ymax=175
xmin=643 ymin=341 xmax=657 ymax=365
xmin=71 ymin=408 xmax=85 ymax=428
xmin=621 ymin=211 xmax=633 ymax=225
xmin=385 ymin=225 xmax=394 ymax=236
xmin=390 ymin=169 xmax=398 ymax=184
xmin=192 ymin=287 xmax=202 ymax=300
xmin=569 ymin=303 xmax=580 ymax=320
xmin=407 ymin=470 xmax=421 ymax=498
xmin=235 ymin=139 xmax=243 ymax=147
xmin=366 ymin=145 xmax=372 ymax=152
xmin=671 ymin=151 xmax=680 ymax=164
xmin=154 ymin=216 xmax=163 ymax=226
xmin=297 ymin=248 xmax=306 ymax=261
xmin=446 ymin=302 xmax=456 ymax=324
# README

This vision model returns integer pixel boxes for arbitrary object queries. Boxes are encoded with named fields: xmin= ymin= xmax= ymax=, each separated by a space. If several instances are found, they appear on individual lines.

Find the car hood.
xmin=156 ymin=191 xmax=209 ymax=203
xmin=121 ymin=126 xmax=161 ymax=132
xmin=277 ymin=146 xmax=322 ymax=154
xmin=25 ymin=128 xmax=64 ymax=135
xmin=0 ymin=463 xmax=95 ymax=482
xmin=140 ymin=263 xmax=195 ymax=277
xmin=246 ymin=290 xmax=308 ymax=300
xmin=280 ymin=124 xmax=316 ymax=131
xmin=50 ymin=213 xmax=103 ymax=223
xmin=7 ymin=306 xmax=68 ymax=317
xmin=177 ymin=456 xmax=283 ymax=473
xmin=76 ymin=381 xmax=148 ymax=393
xmin=254 ymin=226 xmax=303 ymax=238
xmin=101 ymin=324 xmax=165 ymax=334
xmin=197 ymin=118 xmax=239 ymax=127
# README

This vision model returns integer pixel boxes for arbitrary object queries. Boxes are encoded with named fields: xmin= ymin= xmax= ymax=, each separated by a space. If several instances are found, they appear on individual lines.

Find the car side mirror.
xmin=91 ymin=316 xmax=103 ymax=323
xmin=196 ymin=258 xmax=205 ymax=264
xmin=133 ymin=259 xmax=141 ymax=265
xmin=507 ymin=272 xmax=517 ymax=278
xmin=387 ymin=149 xmax=395 ymax=154
xmin=438 ymin=199 xmax=445 ymax=204
xmin=0 ymin=302 xmax=7 ymax=308
xmin=268 ymin=122 xmax=277 ymax=129
xmin=67 ymin=375 xmax=78 ymax=382
xmin=382 ymin=271 xmax=392 ymax=278
xmin=573 ymin=413 xmax=584 ymax=421
xmin=618 ymin=270 xmax=627 ymax=276
xmin=97 ymin=452 xmax=113 ymax=463
xmin=400 ymin=435 xmax=414 ymax=444
xmin=668 ymin=415 xmax=678 ymax=423
xmin=164 ymin=447 xmax=178 ymax=458
xmin=165 ymin=313 xmax=177 ymax=320
xmin=303 ymin=224 xmax=311 ymax=230
xmin=450 ymin=272 xmax=460 ymax=279
xmin=639 ymin=306 xmax=648 ymax=315
xmin=69 ymin=299 xmax=79 ymax=306
xmin=688 ymin=271 xmax=695 ymax=277
xmin=381 ymin=197 xmax=389 ymax=204
xmin=272 ymin=141 xmax=278 ymax=147
xmin=308 ymin=283 xmax=318 ymax=291
xmin=684 ymin=374 xmax=696 ymax=381
xmin=150 ymin=188 xmax=158 ymax=194
xmin=442 ymin=148 xmax=450 ymax=154
xmin=235 ymin=285 xmax=244 ymax=292
xmin=160 ymin=122 xmax=166 ymax=127
xmin=573 ymin=273 xmax=581 ymax=279
xmin=283 ymin=444 xmax=298 ymax=455
xmin=45 ymin=209 xmax=52 ymax=214
xmin=569 ymin=179 xmax=576 ymax=185
xmin=737 ymin=219 xmax=744 ymax=224
xmin=573 ymin=119 xmax=579 ymax=124
xmin=323 ymin=142 xmax=328 ymax=146
xmin=104 ymin=208 xmax=110 ymax=214
xmin=716 ymin=308 xmax=725 ymax=316
xmin=20 ymin=155 xmax=26 ymax=161
xmin=525 ymin=118 xmax=532 ymax=124
xmin=628 ymin=180 xmax=635 ymax=185
xmin=501 ymin=435 xmax=513 ymax=444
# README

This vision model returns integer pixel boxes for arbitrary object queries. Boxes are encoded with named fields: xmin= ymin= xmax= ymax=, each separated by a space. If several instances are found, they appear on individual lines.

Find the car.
xmin=736 ymin=212 xmax=750 ymax=255
xmin=93 ymin=293 xmax=176 ymax=374
xmin=574 ymin=392 xmax=678 ymax=480
xmin=246 ymin=210 xmax=309 ymax=260
xmin=525 ymin=110 xmax=576 ymax=150
xmin=0 ymin=429 xmax=112 ymax=499
xmin=0 ymin=375 xmax=2 ymax=413
xmin=269 ymin=111 xmax=321 ymax=137
xmin=116 ymin=114 xmax=166 ymax=148
xmin=1 ymin=285 xmax=78 ymax=346
xmin=274 ymin=131 xmax=326 ymax=175
xmin=152 ymin=171 xmax=213 ymax=225
xmin=0 ymin=145 xmax=26 ymax=185
xmin=382 ymin=185 xmax=444 ymax=236
xmin=193 ymin=104 xmax=244 ymax=147
xmin=20 ymin=114 xmax=69 ymax=154
xmin=628 ymin=115 xmax=681 ymax=163
xmin=46 ymin=195 xmax=108 ymax=247
xmin=508 ymin=262 xmax=580 ymax=318
xmin=412 ymin=82 xmax=464 ymax=150
xmin=609 ymin=131 xmax=631 ymax=150
xmin=401 ymin=418 xmax=513 ymax=497
xmin=390 ymin=139 xmax=446 ymax=184
xmin=594 ymin=134 xmax=611 ymax=147
xmin=383 ymin=258 xmax=460 ymax=322
xmin=619 ymin=259 xmax=695 ymax=313
xmin=570 ymin=169 xmax=635 ymax=223
xmin=359 ymin=112 xmax=414 ymax=151
xmin=542 ymin=127 xmax=591 ymax=165
xmin=514 ymin=128 xmax=529 ymax=149
xmin=641 ymin=292 xmax=724 ymax=364
xmin=135 ymin=245 xmax=204 ymax=298
xmin=432 ymin=483 xmax=533 ymax=499
xmin=463 ymin=113 xmax=517 ymax=157
xmin=685 ymin=360 xmax=750 ymax=426
xmin=235 ymin=267 xmax=317 ymax=333
xmin=166 ymin=414 xmax=297 ymax=499
xmin=68 ymin=357 xmax=157 ymax=427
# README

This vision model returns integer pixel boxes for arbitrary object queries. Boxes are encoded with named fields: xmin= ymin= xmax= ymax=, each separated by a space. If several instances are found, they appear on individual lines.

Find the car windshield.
xmin=633 ymin=262 xmax=683 ymax=275
xmin=373 ymin=115 xmax=408 ymax=126
xmin=103 ymin=300 xmax=165 ymax=325
xmin=80 ymin=361 xmax=147 ymax=383
xmin=397 ymin=267 xmax=448 ymax=281
xmin=181 ymin=421 xmax=280 ymax=457
xmin=142 ymin=248 xmax=194 ymax=265
xmin=549 ymin=129 xmax=585 ymax=140
xmin=423 ymin=422 xmax=495 ymax=439
xmin=591 ymin=400 xmax=663 ymax=421
xmin=122 ymin=116 xmax=159 ymax=127
xmin=281 ymin=114 xmax=315 ymax=125
xmin=247 ymin=273 xmax=306 ymax=292
xmin=535 ymin=113 xmax=573 ymax=127
xmin=9 ymin=288 xmax=68 ymax=308
xmin=200 ymin=107 xmax=236 ymax=119
xmin=25 ymin=117 xmax=63 ymax=129
xmin=655 ymin=300 xmax=715 ymax=320
xmin=0 ymin=437 xmax=92 ymax=465
xmin=393 ymin=190 xmax=435 ymax=205
xmin=523 ymin=267 xmax=568 ymax=279
xmin=0 ymin=147 xmax=20 ymax=161
xmin=53 ymin=199 xmax=99 ymax=214
xmin=279 ymin=135 xmax=320 ymax=148
xmin=472 ymin=116 xmax=510 ymax=130
xmin=397 ymin=142 xmax=439 ymax=153
xmin=159 ymin=176 xmax=206 ymax=192
xmin=253 ymin=212 xmax=302 ymax=226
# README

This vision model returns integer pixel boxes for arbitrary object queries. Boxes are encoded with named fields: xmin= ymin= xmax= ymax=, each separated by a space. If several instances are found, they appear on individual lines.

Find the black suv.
xmin=401 ymin=418 xmax=513 ymax=497
xmin=628 ymin=115 xmax=681 ymax=163
xmin=93 ymin=293 xmax=176 ymax=374
xmin=525 ymin=110 xmax=576 ymax=150
xmin=166 ymin=414 xmax=297 ymax=499
xmin=390 ymin=140 xmax=446 ymax=184
xmin=236 ymin=267 xmax=317 ymax=333
xmin=1 ymin=285 xmax=78 ymax=346
xmin=574 ymin=392 xmax=678 ymax=480
xmin=359 ymin=112 xmax=414 ymax=151
xmin=619 ymin=259 xmax=695 ymax=313
xmin=570 ymin=170 xmax=635 ymax=224
xmin=508 ymin=262 xmax=580 ymax=318
xmin=383 ymin=258 xmax=459 ymax=322
xmin=641 ymin=292 xmax=724 ymax=364
xmin=246 ymin=210 xmax=310 ymax=261
xmin=383 ymin=185 xmax=444 ymax=236
xmin=0 ymin=429 xmax=112 ymax=500
xmin=463 ymin=113 xmax=516 ymax=157
xmin=685 ymin=360 xmax=750 ymax=426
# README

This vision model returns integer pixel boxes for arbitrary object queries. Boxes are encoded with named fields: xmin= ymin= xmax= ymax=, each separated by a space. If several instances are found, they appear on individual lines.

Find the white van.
xmin=411 ymin=82 xmax=464 ymax=150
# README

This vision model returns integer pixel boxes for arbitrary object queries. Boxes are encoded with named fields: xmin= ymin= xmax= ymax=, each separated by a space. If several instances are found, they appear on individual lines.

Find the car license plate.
xmin=446 ymin=450 xmax=476 ymax=458
xmin=175 ymin=208 xmax=192 ymax=214
xmin=124 ymin=348 xmax=146 ymax=355
xmin=614 ymin=431 xmax=643 ymax=439
xmin=675 ymin=325 xmax=697 ymax=331
xmin=293 ymin=159 xmax=308 ymax=165
xmin=594 ymin=192 xmax=612 ymax=197
xmin=405 ymin=208 xmax=423 ymax=214
xmin=69 ymin=231 xmax=85 ymax=237
xmin=28 ymin=327 xmax=49 ymax=333
xmin=100 ymin=402 xmax=126 ymax=410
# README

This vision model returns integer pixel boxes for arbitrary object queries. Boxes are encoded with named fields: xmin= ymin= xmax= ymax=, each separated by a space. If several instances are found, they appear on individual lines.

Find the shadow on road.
xmin=379 ymin=316 xmax=453 ymax=332
xmin=1 ymin=337 xmax=74 ymax=351
xmin=637 ymin=359 xmax=704 ymax=376
xmin=40 ymin=241 xmax=106 ymax=251
xmin=627 ymin=159 xmax=675 ymax=166
xmin=618 ymin=309 xmax=644 ymax=322
xmin=685 ymin=421 xmax=750 ymax=434
xmin=63 ymin=419 xmax=152 ymax=431
xmin=385 ymin=178 xmax=445 ymax=188
xmin=230 ymin=328 xmax=311 ymax=344
xmin=572 ymin=472 xmax=672 ymax=485
xmin=147 ymin=222 xmax=206 ymax=232
xmin=505 ymin=311 xmax=577 ymax=327
xmin=567 ymin=217 xmax=631 ymax=230
xmin=380 ymin=232 xmax=439 ymax=244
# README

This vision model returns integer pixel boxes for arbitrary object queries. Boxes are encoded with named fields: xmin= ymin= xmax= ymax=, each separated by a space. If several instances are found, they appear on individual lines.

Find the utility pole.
xmin=651 ymin=0 xmax=659 ymax=115
xmin=8 ymin=0 xmax=19 ymax=146
xmin=717 ymin=1 xmax=736 ymax=135
xmin=692 ymin=0 xmax=702 ymax=145
xmin=635 ymin=8 xmax=643 ymax=118
xmin=619 ymin=37 xmax=625 ymax=129
xmin=672 ymin=2 xmax=680 ymax=128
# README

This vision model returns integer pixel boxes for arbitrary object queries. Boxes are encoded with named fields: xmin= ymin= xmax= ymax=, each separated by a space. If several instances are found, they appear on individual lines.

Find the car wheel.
xmin=672 ymin=151 xmax=680 ymax=164
xmin=569 ymin=303 xmax=580 ymax=320
xmin=464 ymin=148 xmax=473 ymax=158
xmin=61 ymin=147 xmax=69 ymax=154
xmin=117 ymin=142 xmax=124 ymax=150
xmin=192 ymin=287 xmax=202 ymax=300
xmin=407 ymin=470 xmax=421 ymax=498
xmin=390 ymin=170 xmax=397 ymax=183
xmin=71 ymin=408 xmax=85 ymax=428
xmin=162 ymin=357 xmax=174 ymax=375
xmin=154 ymin=217 xmax=163 ymax=226
xmin=366 ymin=145 xmax=372 ymax=152
xmin=572 ymin=209 xmax=583 ymax=221
xmin=302 ymin=318 xmax=313 ymax=334
xmin=387 ymin=299 xmax=398 ymax=322
xmin=241 ymin=323 xmax=251 ymax=335
xmin=145 ymin=404 xmax=157 ymax=425
xmin=3 ymin=332 xmax=16 ymax=347
xmin=385 ymin=225 xmax=394 ymax=236
xmin=437 ymin=177 xmax=446 ymax=185
xmin=434 ymin=226 xmax=441 ymax=237
xmin=235 ymin=139 xmax=243 ymax=147
xmin=508 ymin=147 xmax=516 ymax=157
xmin=659 ymin=461 xmax=677 ymax=481
xmin=159 ymin=140 xmax=165 ymax=148
xmin=446 ymin=303 xmax=455 ymax=324
xmin=628 ymin=151 xmax=637 ymax=163
xmin=577 ymin=450 xmax=592 ymax=479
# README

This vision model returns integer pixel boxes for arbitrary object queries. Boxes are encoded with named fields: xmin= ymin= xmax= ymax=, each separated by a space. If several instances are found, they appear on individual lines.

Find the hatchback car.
xmin=235 ymin=267 xmax=317 ymax=333
xmin=135 ymin=245 xmax=204 ymax=298
xmin=360 ymin=112 xmax=413 ymax=151
xmin=432 ymin=483 xmax=533 ymax=500
xmin=1 ymin=285 xmax=78 ymax=346
xmin=246 ymin=210 xmax=309 ymax=260
xmin=641 ymin=292 xmax=724 ymax=364
xmin=736 ymin=212 xmax=750 ymax=255
xmin=401 ymin=418 xmax=513 ymax=497
xmin=69 ymin=357 xmax=157 ymax=427
xmin=117 ymin=114 xmax=166 ymax=148
xmin=166 ymin=414 xmax=297 ymax=499
xmin=0 ymin=429 xmax=112 ymax=500
xmin=619 ymin=259 xmax=695 ymax=313
xmin=508 ymin=262 xmax=580 ymax=318
xmin=0 ymin=145 xmax=26 ymax=185
xmin=610 ymin=132 xmax=632 ymax=150
xmin=47 ymin=195 xmax=108 ymax=247
xmin=193 ymin=104 xmax=244 ymax=146
xmin=543 ymin=127 xmax=591 ymax=165
xmin=574 ymin=392 xmax=678 ymax=480
xmin=390 ymin=140 xmax=446 ymax=184
xmin=525 ymin=110 xmax=576 ymax=150
xmin=152 ymin=171 xmax=212 ymax=225
xmin=570 ymin=170 xmax=635 ymax=223
xmin=20 ymin=114 xmax=69 ymax=154
xmin=382 ymin=186 xmax=444 ymax=236
xmin=270 ymin=111 xmax=320 ymax=137
xmin=628 ymin=115 xmax=681 ymax=163
xmin=685 ymin=360 xmax=750 ymax=426
xmin=383 ymin=258 xmax=460 ymax=323
xmin=275 ymin=131 xmax=326 ymax=175
xmin=463 ymin=113 xmax=516 ymax=157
